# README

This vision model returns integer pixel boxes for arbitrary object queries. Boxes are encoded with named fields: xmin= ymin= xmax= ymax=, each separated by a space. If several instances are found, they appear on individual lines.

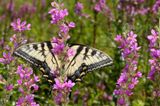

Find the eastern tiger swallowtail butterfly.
xmin=14 ymin=41 xmax=113 ymax=83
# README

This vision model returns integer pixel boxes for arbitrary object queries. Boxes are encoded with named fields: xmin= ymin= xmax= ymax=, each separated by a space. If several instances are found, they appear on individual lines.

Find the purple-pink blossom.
xmin=48 ymin=2 xmax=68 ymax=24
xmin=147 ymin=29 xmax=160 ymax=80
xmin=54 ymin=92 xmax=63 ymax=105
xmin=114 ymin=31 xmax=142 ymax=105
xmin=60 ymin=23 xmax=69 ymax=34
xmin=53 ymin=78 xmax=75 ymax=105
xmin=53 ymin=78 xmax=65 ymax=90
xmin=16 ymin=94 xmax=39 ymax=106
xmin=67 ymin=48 xmax=75 ymax=57
xmin=60 ymin=22 xmax=75 ymax=34
xmin=94 ymin=0 xmax=106 ymax=12
xmin=48 ymin=2 xmax=76 ymax=105
xmin=10 ymin=34 xmax=19 ymax=48
xmin=11 ymin=18 xmax=31 ymax=32
xmin=16 ymin=65 xmax=39 ymax=106
xmin=52 ymin=42 xmax=65 ymax=55
xmin=115 ymin=31 xmax=140 ymax=58
xmin=64 ymin=80 xmax=75 ymax=89
xmin=49 ymin=8 xmax=68 ymax=24
xmin=74 ymin=2 xmax=89 ymax=18
xmin=4 ymin=45 xmax=10 ymax=51
xmin=17 ymin=3 xmax=36 ymax=18
xmin=75 ymin=2 xmax=83 ymax=15
xmin=94 ymin=0 xmax=112 ymax=18
xmin=152 ymin=0 xmax=160 ymax=14
xmin=5 ymin=84 xmax=13 ymax=91
xmin=53 ymin=78 xmax=75 ymax=91
xmin=51 ymin=36 xmax=75 ymax=56
xmin=117 ymin=0 xmax=150 ymax=16
xmin=68 ymin=22 xmax=75 ymax=28
xmin=0 ymin=52 xmax=14 ymax=64
xmin=147 ymin=29 xmax=159 ymax=48
xmin=117 ymin=97 xmax=125 ymax=105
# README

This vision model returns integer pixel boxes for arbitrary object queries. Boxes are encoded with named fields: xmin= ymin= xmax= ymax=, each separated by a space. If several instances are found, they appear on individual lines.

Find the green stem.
xmin=57 ymin=0 xmax=63 ymax=3
xmin=93 ymin=11 xmax=97 ymax=47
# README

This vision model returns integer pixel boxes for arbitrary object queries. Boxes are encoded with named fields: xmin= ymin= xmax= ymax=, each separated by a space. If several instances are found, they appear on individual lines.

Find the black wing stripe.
xmin=14 ymin=49 xmax=43 ymax=66
xmin=91 ymin=50 xmax=97 ymax=56
xmin=87 ymin=58 xmax=112 ymax=71
xmin=83 ymin=47 xmax=89 ymax=60
xmin=66 ymin=45 xmax=84 ymax=70
xmin=46 ymin=41 xmax=59 ymax=68
xmin=40 ymin=43 xmax=46 ymax=57
xmin=33 ymin=44 xmax=38 ymax=50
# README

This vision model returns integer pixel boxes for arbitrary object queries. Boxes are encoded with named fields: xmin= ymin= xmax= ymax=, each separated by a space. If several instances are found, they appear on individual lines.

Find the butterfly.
xmin=14 ymin=41 xmax=113 ymax=83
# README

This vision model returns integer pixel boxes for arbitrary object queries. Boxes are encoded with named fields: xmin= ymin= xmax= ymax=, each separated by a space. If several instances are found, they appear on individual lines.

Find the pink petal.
xmin=17 ymin=18 xmax=21 ymax=24
xmin=21 ymin=21 xmax=27 ymax=26
xmin=68 ymin=22 xmax=75 ymax=28
xmin=26 ymin=24 xmax=31 ymax=30
xmin=0 ymin=58 xmax=5 ymax=63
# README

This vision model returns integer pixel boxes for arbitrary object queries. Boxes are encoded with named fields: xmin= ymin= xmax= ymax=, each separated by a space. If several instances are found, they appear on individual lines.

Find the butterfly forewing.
xmin=14 ymin=42 xmax=60 ymax=79
xmin=64 ymin=44 xmax=113 ymax=81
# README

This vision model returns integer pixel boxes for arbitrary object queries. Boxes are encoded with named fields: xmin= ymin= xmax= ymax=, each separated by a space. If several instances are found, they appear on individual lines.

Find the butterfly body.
xmin=14 ymin=41 xmax=113 ymax=83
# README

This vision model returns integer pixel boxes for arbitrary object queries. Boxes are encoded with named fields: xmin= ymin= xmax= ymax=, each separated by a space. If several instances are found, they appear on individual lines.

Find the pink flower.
xmin=16 ymin=97 xmax=25 ymax=106
xmin=17 ymin=79 xmax=22 ymax=85
xmin=114 ymin=31 xmax=141 ymax=105
xmin=75 ymin=2 xmax=84 ymax=15
xmin=31 ymin=84 xmax=39 ymax=91
xmin=16 ymin=65 xmax=39 ymax=106
xmin=94 ymin=3 xmax=101 ymax=12
xmin=94 ymin=0 xmax=110 ymax=13
xmin=137 ymin=8 xmax=150 ymax=15
xmin=52 ymin=43 xmax=65 ymax=55
xmin=53 ymin=78 xmax=75 ymax=92
xmin=68 ymin=22 xmax=75 ymax=28
xmin=53 ymin=78 xmax=75 ymax=105
xmin=11 ymin=18 xmax=31 ymax=32
xmin=147 ymin=29 xmax=160 ymax=80
xmin=4 ymin=45 xmax=10 ymax=51
xmin=65 ymin=80 xmax=75 ymax=88
xmin=114 ymin=35 xmax=122 ymax=42
xmin=10 ymin=34 xmax=18 ymax=48
xmin=60 ymin=23 xmax=69 ymax=34
xmin=147 ymin=29 xmax=159 ymax=47
xmin=0 ymin=52 xmax=14 ymax=64
xmin=48 ymin=2 xmax=68 ymax=24
xmin=54 ymin=93 xmax=63 ymax=105
xmin=152 ymin=0 xmax=160 ymax=14
xmin=135 ymin=71 xmax=142 ymax=78
xmin=53 ymin=78 xmax=65 ymax=90
xmin=18 ymin=87 xmax=24 ymax=93
xmin=16 ymin=94 xmax=39 ymax=106
xmin=117 ymin=97 xmax=125 ymax=105
xmin=60 ymin=22 xmax=75 ymax=34
xmin=34 ymin=75 xmax=39 ymax=82
xmin=5 ymin=84 xmax=13 ymax=91
xmin=67 ymin=48 xmax=76 ymax=57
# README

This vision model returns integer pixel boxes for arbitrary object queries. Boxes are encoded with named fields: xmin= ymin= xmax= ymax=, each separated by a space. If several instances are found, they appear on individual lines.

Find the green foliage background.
xmin=0 ymin=0 xmax=159 ymax=105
